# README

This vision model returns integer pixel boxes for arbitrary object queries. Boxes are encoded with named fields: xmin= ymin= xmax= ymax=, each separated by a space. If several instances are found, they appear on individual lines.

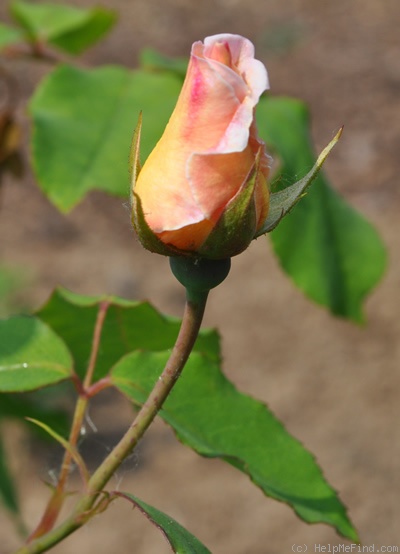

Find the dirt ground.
xmin=0 ymin=0 xmax=399 ymax=553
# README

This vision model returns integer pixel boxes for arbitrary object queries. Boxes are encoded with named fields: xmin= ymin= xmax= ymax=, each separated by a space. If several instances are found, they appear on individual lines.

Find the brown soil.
xmin=0 ymin=0 xmax=399 ymax=553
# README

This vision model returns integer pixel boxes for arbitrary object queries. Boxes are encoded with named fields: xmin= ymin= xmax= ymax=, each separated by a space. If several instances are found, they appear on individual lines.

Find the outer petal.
xmin=188 ymin=146 xmax=256 ymax=221
xmin=135 ymin=50 xmax=251 ymax=234
xmin=177 ymin=53 xmax=247 ymax=152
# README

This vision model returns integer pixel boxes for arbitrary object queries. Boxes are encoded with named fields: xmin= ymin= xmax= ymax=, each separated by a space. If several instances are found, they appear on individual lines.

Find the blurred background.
xmin=0 ymin=0 xmax=399 ymax=552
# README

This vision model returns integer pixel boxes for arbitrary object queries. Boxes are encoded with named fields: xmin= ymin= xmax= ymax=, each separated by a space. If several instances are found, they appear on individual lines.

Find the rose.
xmin=131 ymin=33 xmax=271 ymax=259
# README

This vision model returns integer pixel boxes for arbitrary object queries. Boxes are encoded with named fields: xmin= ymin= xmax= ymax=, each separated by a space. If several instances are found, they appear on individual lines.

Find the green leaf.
xmin=0 ymin=315 xmax=73 ymax=392
xmin=118 ymin=493 xmax=212 ymax=554
xmin=111 ymin=350 xmax=358 ymax=541
xmin=36 ymin=287 xmax=219 ymax=382
xmin=29 ymin=64 xmax=182 ymax=212
xmin=0 ymin=435 xmax=19 ymax=515
xmin=0 ymin=22 xmax=24 ymax=50
xmin=10 ymin=1 xmax=116 ymax=54
xmin=257 ymin=97 xmax=386 ymax=321
xmin=49 ymin=7 xmax=116 ymax=55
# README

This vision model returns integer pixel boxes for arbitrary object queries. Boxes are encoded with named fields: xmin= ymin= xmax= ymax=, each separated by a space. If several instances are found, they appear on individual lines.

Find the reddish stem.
xmin=27 ymin=302 xmax=110 ymax=542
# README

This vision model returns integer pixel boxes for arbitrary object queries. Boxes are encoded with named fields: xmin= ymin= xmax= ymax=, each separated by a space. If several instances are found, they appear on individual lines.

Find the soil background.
xmin=0 ymin=0 xmax=399 ymax=553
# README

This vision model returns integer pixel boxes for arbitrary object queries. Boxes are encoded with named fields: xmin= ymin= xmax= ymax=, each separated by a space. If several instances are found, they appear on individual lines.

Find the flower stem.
xmin=82 ymin=291 xmax=208 ymax=493
xmin=14 ymin=291 xmax=208 ymax=554
xmin=27 ymin=302 xmax=110 ymax=542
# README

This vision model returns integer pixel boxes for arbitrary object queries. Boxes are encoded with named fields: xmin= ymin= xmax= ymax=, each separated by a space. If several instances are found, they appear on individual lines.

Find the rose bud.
xmin=131 ymin=34 xmax=271 ymax=259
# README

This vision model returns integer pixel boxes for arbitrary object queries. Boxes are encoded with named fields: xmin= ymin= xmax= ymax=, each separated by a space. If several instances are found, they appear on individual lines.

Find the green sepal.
xmin=129 ymin=111 xmax=142 ymax=185
xmin=198 ymin=151 xmax=261 ymax=259
xmin=10 ymin=1 xmax=116 ymax=55
xmin=132 ymin=192 xmax=186 ymax=257
xmin=256 ymin=127 xmax=343 ymax=236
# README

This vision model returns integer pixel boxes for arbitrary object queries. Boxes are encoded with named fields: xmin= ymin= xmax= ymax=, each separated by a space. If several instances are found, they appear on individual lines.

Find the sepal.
xmin=198 ymin=150 xmax=262 ymax=259
xmin=129 ymin=112 xmax=142 ymax=189
xmin=132 ymin=192 xmax=184 ymax=257
xmin=256 ymin=127 xmax=343 ymax=236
